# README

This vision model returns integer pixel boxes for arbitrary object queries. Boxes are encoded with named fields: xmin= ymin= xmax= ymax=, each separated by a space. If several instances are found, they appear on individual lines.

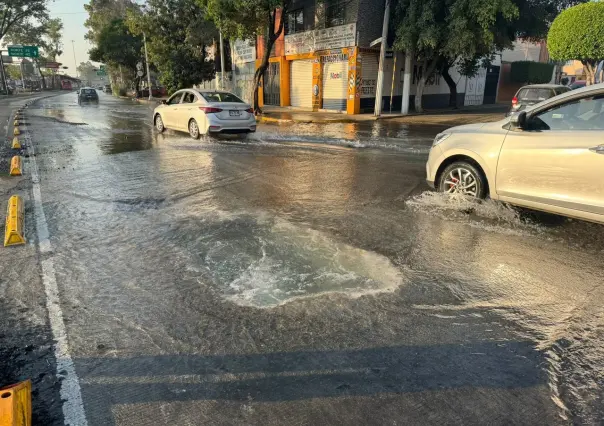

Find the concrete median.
xmin=4 ymin=195 xmax=25 ymax=247
xmin=0 ymin=380 xmax=32 ymax=426
xmin=9 ymin=156 xmax=22 ymax=176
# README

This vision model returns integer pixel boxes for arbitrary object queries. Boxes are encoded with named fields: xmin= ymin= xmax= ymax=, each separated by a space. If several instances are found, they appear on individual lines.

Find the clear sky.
xmin=48 ymin=0 xmax=96 ymax=76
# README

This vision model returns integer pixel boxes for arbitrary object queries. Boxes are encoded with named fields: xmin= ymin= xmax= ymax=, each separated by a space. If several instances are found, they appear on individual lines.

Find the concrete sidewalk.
xmin=259 ymin=104 xmax=509 ymax=126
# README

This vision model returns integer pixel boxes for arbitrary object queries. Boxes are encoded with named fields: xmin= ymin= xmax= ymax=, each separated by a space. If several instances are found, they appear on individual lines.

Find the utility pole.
xmin=219 ymin=31 xmax=226 ymax=90
xmin=143 ymin=32 xmax=153 ymax=100
xmin=71 ymin=40 xmax=78 ymax=78
xmin=401 ymin=51 xmax=412 ymax=115
xmin=0 ymin=51 xmax=8 ymax=94
xmin=20 ymin=59 xmax=25 ymax=92
xmin=374 ymin=0 xmax=391 ymax=117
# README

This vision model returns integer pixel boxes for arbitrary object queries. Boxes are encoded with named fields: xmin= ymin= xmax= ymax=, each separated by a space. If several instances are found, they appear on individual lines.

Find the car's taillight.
xmin=245 ymin=108 xmax=254 ymax=114
xmin=199 ymin=107 xmax=223 ymax=113
xmin=512 ymin=97 xmax=518 ymax=105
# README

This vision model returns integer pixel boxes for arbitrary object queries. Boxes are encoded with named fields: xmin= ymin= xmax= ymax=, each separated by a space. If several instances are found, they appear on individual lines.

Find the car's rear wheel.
xmin=438 ymin=162 xmax=487 ymax=199
xmin=155 ymin=114 xmax=165 ymax=133
xmin=188 ymin=119 xmax=200 ymax=139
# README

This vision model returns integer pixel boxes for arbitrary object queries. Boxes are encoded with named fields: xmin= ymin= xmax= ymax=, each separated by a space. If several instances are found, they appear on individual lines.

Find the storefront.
xmin=321 ymin=52 xmax=349 ymax=111
xmin=290 ymin=60 xmax=314 ymax=108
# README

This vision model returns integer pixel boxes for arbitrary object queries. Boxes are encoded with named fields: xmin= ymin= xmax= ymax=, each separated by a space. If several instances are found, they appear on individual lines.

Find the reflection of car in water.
xmin=78 ymin=87 xmax=99 ymax=104
xmin=153 ymin=89 xmax=256 ymax=139
xmin=426 ymin=83 xmax=604 ymax=224
xmin=61 ymin=80 xmax=72 ymax=90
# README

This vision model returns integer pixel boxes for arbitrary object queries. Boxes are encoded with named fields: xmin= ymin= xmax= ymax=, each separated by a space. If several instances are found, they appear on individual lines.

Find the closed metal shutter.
xmin=322 ymin=61 xmax=348 ymax=111
xmin=290 ymin=60 xmax=313 ymax=108
xmin=360 ymin=53 xmax=379 ymax=99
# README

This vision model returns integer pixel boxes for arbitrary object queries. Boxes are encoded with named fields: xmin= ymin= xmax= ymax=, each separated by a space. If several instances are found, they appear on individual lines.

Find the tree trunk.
xmin=441 ymin=66 xmax=457 ymax=108
xmin=414 ymin=58 xmax=439 ymax=113
xmin=251 ymin=6 xmax=287 ymax=114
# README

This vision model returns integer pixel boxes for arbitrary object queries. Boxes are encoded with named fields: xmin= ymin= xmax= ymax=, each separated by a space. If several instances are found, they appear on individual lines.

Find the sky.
xmin=48 ymin=0 xmax=96 ymax=76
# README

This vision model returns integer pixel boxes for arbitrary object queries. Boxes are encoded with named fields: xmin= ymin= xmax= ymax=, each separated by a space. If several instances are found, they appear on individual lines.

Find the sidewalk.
xmin=259 ymin=104 xmax=509 ymax=126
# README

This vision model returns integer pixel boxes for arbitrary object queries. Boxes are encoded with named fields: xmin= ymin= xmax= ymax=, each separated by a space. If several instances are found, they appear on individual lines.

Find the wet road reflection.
xmin=26 ymin=92 xmax=604 ymax=425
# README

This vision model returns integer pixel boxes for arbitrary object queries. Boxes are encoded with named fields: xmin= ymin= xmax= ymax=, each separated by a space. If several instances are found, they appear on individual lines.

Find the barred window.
xmin=285 ymin=9 xmax=304 ymax=34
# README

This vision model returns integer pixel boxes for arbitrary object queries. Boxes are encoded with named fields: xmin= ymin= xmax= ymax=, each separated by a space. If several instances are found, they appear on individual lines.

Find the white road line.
xmin=23 ymin=108 xmax=89 ymax=426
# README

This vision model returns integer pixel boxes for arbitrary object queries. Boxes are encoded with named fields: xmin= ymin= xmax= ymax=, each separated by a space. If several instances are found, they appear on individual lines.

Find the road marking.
xmin=23 ymin=110 xmax=89 ymax=426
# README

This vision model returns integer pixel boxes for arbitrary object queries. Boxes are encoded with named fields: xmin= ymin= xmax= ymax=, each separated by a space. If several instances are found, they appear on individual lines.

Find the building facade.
xmin=245 ymin=0 xmax=497 ymax=114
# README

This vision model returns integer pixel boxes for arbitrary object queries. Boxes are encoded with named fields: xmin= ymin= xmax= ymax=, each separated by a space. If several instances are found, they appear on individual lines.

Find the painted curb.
xmin=0 ymin=380 xmax=31 ymax=426
xmin=4 ymin=195 xmax=25 ymax=247
xmin=9 ymin=156 xmax=22 ymax=176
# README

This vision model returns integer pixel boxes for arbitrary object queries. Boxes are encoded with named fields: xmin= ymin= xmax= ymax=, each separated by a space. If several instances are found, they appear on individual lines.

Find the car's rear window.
xmin=517 ymin=88 xmax=554 ymax=101
xmin=201 ymin=92 xmax=244 ymax=103
xmin=83 ymin=89 xmax=95 ymax=94
xmin=555 ymin=87 xmax=570 ymax=95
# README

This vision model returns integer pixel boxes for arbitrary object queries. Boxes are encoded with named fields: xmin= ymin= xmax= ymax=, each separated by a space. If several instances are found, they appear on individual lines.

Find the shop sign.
xmin=285 ymin=23 xmax=356 ymax=55
xmin=232 ymin=39 xmax=256 ymax=64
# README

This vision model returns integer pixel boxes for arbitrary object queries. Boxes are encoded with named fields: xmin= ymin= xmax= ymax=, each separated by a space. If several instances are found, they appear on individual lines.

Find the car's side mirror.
xmin=510 ymin=111 xmax=527 ymax=129
xmin=161 ymin=100 xmax=167 ymax=105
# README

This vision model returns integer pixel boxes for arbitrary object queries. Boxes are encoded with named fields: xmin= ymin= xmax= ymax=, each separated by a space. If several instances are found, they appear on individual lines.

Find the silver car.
xmin=426 ymin=83 xmax=604 ymax=224
xmin=153 ymin=89 xmax=256 ymax=139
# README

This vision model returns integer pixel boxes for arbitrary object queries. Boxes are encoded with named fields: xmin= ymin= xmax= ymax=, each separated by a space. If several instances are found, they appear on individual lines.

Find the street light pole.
xmin=219 ymin=31 xmax=226 ymax=90
xmin=374 ymin=0 xmax=391 ymax=117
xmin=143 ymin=32 xmax=153 ymax=100
xmin=71 ymin=40 xmax=78 ymax=78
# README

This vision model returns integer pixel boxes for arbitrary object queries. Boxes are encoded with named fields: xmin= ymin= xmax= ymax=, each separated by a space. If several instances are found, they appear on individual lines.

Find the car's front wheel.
xmin=188 ymin=119 xmax=201 ymax=139
xmin=438 ymin=162 xmax=487 ymax=199
xmin=155 ymin=114 xmax=165 ymax=133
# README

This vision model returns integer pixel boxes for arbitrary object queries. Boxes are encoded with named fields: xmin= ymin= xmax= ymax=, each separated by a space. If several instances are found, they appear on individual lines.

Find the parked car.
xmin=103 ymin=85 xmax=111 ymax=94
xmin=426 ymin=83 xmax=604 ymax=224
xmin=153 ymin=89 xmax=256 ymax=139
xmin=508 ymin=84 xmax=570 ymax=116
xmin=569 ymin=80 xmax=586 ymax=90
xmin=139 ymin=86 xmax=167 ymax=98
xmin=78 ymin=87 xmax=99 ymax=104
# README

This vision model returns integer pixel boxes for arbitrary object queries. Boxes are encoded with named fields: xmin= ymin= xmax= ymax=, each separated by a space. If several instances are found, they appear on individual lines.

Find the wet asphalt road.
xmin=5 ymin=92 xmax=604 ymax=425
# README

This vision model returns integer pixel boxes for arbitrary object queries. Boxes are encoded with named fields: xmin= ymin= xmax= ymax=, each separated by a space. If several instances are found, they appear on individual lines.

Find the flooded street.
xmin=16 ymin=92 xmax=604 ymax=424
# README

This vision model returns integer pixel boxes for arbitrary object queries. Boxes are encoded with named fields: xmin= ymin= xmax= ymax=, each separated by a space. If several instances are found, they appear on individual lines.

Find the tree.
xmin=84 ymin=0 xmax=136 ymax=43
xmin=89 ymin=19 xmax=143 ymax=90
xmin=0 ymin=0 xmax=49 ymax=43
xmin=393 ymin=0 xmax=518 ymax=112
xmin=392 ymin=0 xmax=588 ymax=112
xmin=77 ymin=61 xmax=98 ymax=83
xmin=547 ymin=2 xmax=604 ymax=85
xmin=127 ymin=0 xmax=216 ymax=94
xmin=45 ymin=18 xmax=63 ymax=60
xmin=200 ymin=0 xmax=288 ymax=113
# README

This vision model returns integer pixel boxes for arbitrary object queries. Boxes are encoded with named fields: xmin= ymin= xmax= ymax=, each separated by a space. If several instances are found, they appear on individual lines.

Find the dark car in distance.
xmin=507 ymin=84 xmax=571 ymax=116
xmin=78 ymin=87 xmax=99 ymax=104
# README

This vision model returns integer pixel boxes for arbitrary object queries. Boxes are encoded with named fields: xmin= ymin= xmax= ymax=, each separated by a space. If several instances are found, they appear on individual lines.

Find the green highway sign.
xmin=7 ymin=45 xmax=39 ymax=58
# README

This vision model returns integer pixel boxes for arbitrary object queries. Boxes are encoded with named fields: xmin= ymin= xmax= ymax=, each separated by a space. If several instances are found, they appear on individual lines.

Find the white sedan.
xmin=153 ymin=89 xmax=256 ymax=139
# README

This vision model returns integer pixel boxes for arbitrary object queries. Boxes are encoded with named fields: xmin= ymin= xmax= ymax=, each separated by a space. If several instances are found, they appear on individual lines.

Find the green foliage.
xmin=89 ymin=19 xmax=142 ymax=72
xmin=547 ymin=2 xmax=604 ymax=63
xmin=200 ymin=0 xmax=286 ymax=40
xmin=77 ymin=61 xmax=98 ymax=82
xmin=127 ymin=0 xmax=216 ymax=93
xmin=4 ymin=64 xmax=21 ymax=80
xmin=510 ymin=61 xmax=554 ymax=84
xmin=0 ymin=0 xmax=49 ymax=41
xmin=84 ymin=0 xmax=137 ymax=43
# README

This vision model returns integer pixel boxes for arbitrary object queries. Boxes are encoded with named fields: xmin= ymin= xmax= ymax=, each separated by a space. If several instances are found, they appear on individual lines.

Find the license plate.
xmin=229 ymin=110 xmax=240 ymax=117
